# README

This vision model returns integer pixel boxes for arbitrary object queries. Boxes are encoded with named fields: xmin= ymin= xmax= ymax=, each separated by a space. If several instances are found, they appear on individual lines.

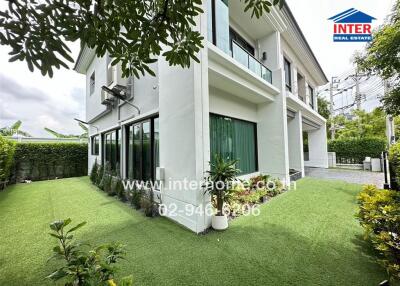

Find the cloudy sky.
xmin=0 ymin=0 xmax=396 ymax=137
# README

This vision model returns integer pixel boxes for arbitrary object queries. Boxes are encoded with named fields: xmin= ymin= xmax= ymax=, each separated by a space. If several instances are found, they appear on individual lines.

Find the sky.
xmin=0 ymin=0 xmax=396 ymax=137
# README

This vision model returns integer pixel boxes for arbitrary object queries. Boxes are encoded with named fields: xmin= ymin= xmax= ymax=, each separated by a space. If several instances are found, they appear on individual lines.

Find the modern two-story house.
xmin=74 ymin=1 xmax=328 ymax=233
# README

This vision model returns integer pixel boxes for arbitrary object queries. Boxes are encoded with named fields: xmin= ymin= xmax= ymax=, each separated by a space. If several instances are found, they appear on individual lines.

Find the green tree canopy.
xmin=317 ymin=97 xmax=330 ymax=120
xmin=356 ymin=1 xmax=400 ymax=115
xmin=0 ymin=0 xmax=284 ymax=78
xmin=0 ymin=120 xmax=32 ymax=137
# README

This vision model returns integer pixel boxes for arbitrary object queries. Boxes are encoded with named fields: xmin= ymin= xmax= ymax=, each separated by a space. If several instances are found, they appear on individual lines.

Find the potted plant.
xmin=205 ymin=155 xmax=240 ymax=230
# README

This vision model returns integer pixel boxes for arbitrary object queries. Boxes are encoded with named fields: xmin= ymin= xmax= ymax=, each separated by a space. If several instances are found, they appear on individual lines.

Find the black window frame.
xmin=284 ymin=58 xmax=292 ymax=92
xmin=89 ymin=71 xmax=95 ymax=95
xmin=229 ymin=27 xmax=255 ymax=56
xmin=102 ymin=128 xmax=121 ymax=172
xmin=308 ymin=85 xmax=314 ymax=109
xmin=91 ymin=135 xmax=99 ymax=155
xmin=125 ymin=116 xmax=159 ymax=182
xmin=209 ymin=113 xmax=258 ymax=175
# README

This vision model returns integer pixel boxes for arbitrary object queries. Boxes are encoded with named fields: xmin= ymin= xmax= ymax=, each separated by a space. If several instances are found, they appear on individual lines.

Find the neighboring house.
xmin=74 ymin=1 xmax=328 ymax=233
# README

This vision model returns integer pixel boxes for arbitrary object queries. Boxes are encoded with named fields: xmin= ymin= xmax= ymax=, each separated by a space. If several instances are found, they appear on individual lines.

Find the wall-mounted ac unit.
xmin=101 ymin=89 xmax=115 ymax=105
xmin=106 ymin=62 xmax=127 ymax=89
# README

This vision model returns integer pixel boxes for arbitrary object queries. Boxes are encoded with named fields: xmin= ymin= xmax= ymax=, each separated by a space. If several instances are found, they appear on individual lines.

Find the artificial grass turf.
xmin=0 ymin=177 xmax=388 ymax=285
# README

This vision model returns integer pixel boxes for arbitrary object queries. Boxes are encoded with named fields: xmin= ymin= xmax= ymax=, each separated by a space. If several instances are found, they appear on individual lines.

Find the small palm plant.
xmin=205 ymin=155 xmax=240 ymax=229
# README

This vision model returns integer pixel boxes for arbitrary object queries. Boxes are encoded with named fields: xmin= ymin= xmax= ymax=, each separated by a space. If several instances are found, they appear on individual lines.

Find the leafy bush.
xmin=328 ymin=137 xmax=386 ymax=164
xmin=130 ymin=188 xmax=144 ymax=210
xmin=96 ymin=164 xmax=104 ymax=187
xmin=389 ymin=142 xmax=400 ymax=190
xmin=0 ymin=136 xmax=15 ymax=189
xmin=140 ymin=189 xmax=156 ymax=217
xmin=11 ymin=142 xmax=87 ymax=182
xmin=90 ymin=160 xmax=99 ymax=184
xmin=115 ymin=178 xmax=126 ymax=202
xmin=356 ymin=185 xmax=400 ymax=281
xmin=47 ymin=218 xmax=133 ymax=286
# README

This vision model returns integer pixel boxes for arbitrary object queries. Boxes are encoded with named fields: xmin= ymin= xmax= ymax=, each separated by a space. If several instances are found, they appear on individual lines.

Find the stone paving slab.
xmin=305 ymin=167 xmax=385 ymax=188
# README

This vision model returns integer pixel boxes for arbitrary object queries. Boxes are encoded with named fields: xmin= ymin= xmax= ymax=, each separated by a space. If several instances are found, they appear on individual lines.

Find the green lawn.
xmin=0 ymin=177 xmax=387 ymax=285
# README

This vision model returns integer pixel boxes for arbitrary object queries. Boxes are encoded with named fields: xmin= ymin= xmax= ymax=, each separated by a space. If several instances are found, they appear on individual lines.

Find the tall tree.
xmin=317 ymin=97 xmax=330 ymax=120
xmin=0 ymin=120 xmax=32 ymax=137
xmin=44 ymin=122 xmax=88 ymax=138
xmin=0 ymin=0 xmax=284 ymax=78
xmin=356 ymin=1 xmax=400 ymax=115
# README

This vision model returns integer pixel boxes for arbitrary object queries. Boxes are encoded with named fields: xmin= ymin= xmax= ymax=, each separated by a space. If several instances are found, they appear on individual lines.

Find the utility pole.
xmin=330 ymin=76 xmax=338 ymax=139
xmin=355 ymin=71 xmax=361 ymax=110
xmin=384 ymin=79 xmax=395 ymax=145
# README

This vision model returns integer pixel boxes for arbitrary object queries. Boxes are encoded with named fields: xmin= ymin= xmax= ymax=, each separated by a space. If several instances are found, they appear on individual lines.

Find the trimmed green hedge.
xmin=328 ymin=137 xmax=387 ymax=164
xmin=0 ymin=136 xmax=16 ymax=188
xmin=10 ymin=142 xmax=88 ymax=182
xmin=389 ymin=142 xmax=400 ymax=190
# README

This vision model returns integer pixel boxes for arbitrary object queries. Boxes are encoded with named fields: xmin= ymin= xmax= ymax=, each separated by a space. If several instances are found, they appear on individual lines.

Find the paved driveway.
xmin=305 ymin=167 xmax=385 ymax=188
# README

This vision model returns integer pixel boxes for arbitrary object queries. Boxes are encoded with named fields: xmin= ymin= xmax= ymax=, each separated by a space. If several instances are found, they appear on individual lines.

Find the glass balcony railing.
xmin=231 ymin=40 xmax=272 ymax=84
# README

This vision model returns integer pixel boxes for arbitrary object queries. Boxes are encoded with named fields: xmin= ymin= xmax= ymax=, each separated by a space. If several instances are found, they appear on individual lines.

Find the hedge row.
xmin=10 ymin=142 xmax=88 ymax=183
xmin=0 ymin=136 xmax=16 ymax=188
xmin=328 ymin=137 xmax=387 ymax=164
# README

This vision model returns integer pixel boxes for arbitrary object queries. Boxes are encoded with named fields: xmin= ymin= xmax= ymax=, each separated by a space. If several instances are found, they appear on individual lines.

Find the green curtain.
xmin=210 ymin=114 xmax=257 ymax=175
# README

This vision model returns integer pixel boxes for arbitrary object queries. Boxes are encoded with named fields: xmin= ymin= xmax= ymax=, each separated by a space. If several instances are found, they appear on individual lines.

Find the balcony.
xmin=231 ymin=40 xmax=272 ymax=84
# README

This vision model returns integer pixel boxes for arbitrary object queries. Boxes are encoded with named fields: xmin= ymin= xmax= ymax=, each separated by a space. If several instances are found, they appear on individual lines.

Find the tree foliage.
xmin=0 ymin=120 xmax=32 ymax=137
xmin=317 ymin=97 xmax=330 ymax=120
xmin=356 ymin=1 xmax=400 ymax=115
xmin=0 ymin=0 xmax=284 ymax=78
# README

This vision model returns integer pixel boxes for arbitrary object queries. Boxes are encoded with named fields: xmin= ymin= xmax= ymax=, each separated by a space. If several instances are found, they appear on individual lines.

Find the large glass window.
xmin=103 ymin=129 xmax=121 ymax=172
xmin=284 ymin=58 xmax=292 ymax=92
xmin=91 ymin=135 xmax=99 ymax=155
xmin=127 ymin=117 xmax=159 ymax=181
xmin=229 ymin=28 xmax=254 ymax=56
xmin=210 ymin=114 xmax=257 ymax=175
xmin=208 ymin=0 xmax=230 ymax=54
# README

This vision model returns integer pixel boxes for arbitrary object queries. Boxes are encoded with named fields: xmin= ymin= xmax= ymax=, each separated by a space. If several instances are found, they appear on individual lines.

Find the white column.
xmin=307 ymin=123 xmax=328 ymax=168
xmin=287 ymin=111 xmax=304 ymax=176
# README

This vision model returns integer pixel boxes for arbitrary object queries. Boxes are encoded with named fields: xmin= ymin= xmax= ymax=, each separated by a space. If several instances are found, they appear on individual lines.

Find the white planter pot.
xmin=212 ymin=215 xmax=228 ymax=230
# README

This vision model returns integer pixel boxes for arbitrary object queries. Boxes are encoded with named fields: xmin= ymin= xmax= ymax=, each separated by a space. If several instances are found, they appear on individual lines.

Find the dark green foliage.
xmin=317 ymin=97 xmax=330 ymax=120
xmin=356 ymin=185 xmax=400 ymax=282
xmin=0 ymin=136 xmax=15 ymax=189
xmin=11 ymin=142 xmax=87 ymax=182
xmin=130 ymin=188 xmax=143 ymax=210
xmin=205 ymin=155 xmax=240 ymax=216
xmin=0 ymin=0 xmax=283 ymax=78
xmin=101 ymin=164 xmax=113 ymax=195
xmin=90 ymin=160 xmax=98 ymax=184
xmin=115 ymin=178 xmax=126 ymax=202
xmin=96 ymin=164 xmax=104 ymax=187
xmin=47 ymin=218 xmax=133 ymax=286
xmin=140 ymin=189 xmax=156 ymax=217
xmin=389 ymin=142 xmax=400 ymax=188
xmin=328 ymin=137 xmax=387 ymax=163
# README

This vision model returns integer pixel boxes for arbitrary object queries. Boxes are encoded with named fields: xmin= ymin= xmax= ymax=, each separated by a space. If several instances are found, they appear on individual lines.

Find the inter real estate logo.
xmin=328 ymin=8 xmax=376 ymax=42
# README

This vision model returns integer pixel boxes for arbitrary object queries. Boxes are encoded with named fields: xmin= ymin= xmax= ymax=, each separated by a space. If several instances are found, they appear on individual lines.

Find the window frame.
xmin=284 ymin=58 xmax=292 ymax=92
xmin=91 ymin=135 xmax=99 ymax=155
xmin=102 ymin=128 xmax=121 ymax=171
xmin=308 ymin=85 xmax=315 ymax=109
xmin=125 ymin=116 xmax=159 ymax=182
xmin=229 ymin=27 xmax=255 ymax=56
xmin=209 ymin=113 xmax=258 ymax=175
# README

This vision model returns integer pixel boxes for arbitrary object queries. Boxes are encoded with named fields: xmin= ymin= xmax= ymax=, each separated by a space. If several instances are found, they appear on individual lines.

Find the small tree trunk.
xmin=216 ymin=193 xmax=223 ymax=216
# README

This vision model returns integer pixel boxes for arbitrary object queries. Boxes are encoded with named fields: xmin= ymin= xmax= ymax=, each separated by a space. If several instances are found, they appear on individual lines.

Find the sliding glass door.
xmin=102 ymin=128 xmax=121 ymax=172
xmin=126 ymin=117 xmax=159 ymax=182
xmin=210 ymin=114 xmax=257 ymax=175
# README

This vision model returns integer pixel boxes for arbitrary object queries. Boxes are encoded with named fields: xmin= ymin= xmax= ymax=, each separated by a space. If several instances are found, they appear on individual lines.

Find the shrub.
xmin=130 ymin=188 xmax=143 ymax=210
xmin=96 ymin=164 xmax=104 ymax=186
xmin=47 ymin=218 xmax=133 ymax=286
xmin=140 ymin=189 xmax=156 ymax=217
xmin=328 ymin=137 xmax=386 ymax=163
xmin=11 ymin=142 xmax=87 ymax=182
xmin=0 ymin=136 xmax=15 ymax=189
xmin=115 ymin=178 xmax=126 ymax=202
xmin=389 ymin=142 xmax=400 ymax=190
xmin=102 ymin=164 xmax=113 ymax=195
xmin=90 ymin=159 xmax=99 ymax=184
xmin=356 ymin=185 xmax=400 ymax=281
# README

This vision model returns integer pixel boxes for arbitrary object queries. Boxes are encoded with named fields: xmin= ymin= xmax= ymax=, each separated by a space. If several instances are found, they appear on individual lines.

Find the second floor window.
xmin=284 ymin=58 xmax=292 ymax=92
xmin=229 ymin=28 xmax=255 ymax=56
xmin=90 ymin=72 xmax=95 ymax=95
xmin=309 ymin=86 xmax=315 ymax=109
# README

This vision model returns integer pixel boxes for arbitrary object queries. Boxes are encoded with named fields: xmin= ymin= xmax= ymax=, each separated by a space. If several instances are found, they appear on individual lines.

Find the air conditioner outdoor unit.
xmin=107 ymin=62 xmax=127 ymax=88
xmin=101 ymin=89 xmax=115 ymax=105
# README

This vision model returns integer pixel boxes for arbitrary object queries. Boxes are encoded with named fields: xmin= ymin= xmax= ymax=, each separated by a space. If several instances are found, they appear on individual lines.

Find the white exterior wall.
xmin=287 ymin=111 xmax=305 ymax=176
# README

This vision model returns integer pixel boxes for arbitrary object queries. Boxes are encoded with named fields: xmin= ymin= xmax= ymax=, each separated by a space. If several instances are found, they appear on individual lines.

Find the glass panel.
xmin=248 ymin=57 xmax=261 ymax=77
xmin=133 ymin=125 xmax=141 ymax=180
xmin=128 ymin=126 xmax=134 ymax=179
xmin=215 ymin=0 xmax=230 ymax=54
xmin=142 ymin=121 xmax=151 ymax=181
xmin=117 ymin=129 xmax=121 ymax=166
xmin=207 ymin=0 xmax=213 ymax=42
xmin=210 ymin=114 xmax=256 ymax=175
xmin=111 ymin=131 xmax=116 ymax=170
xmin=232 ymin=41 xmax=249 ymax=68
xmin=153 ymin=118 xmax=160 ymax=177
